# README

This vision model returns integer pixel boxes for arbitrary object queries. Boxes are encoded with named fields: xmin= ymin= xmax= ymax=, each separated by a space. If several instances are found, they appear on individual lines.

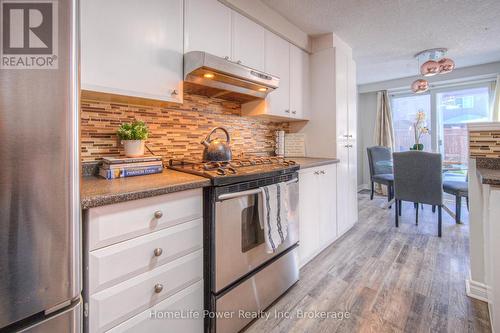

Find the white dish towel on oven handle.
xmin=259 ymin=182 xmax=289 ymax=253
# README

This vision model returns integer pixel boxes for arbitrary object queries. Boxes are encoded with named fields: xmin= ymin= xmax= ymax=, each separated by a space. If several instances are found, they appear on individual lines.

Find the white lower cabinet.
xmin=108 ymin=280 xmax=204 ymax=333
xmin=84 ymin=190 xmax=204 ymax=333
xmin=298 ymin=164 xmax=338 ymax=267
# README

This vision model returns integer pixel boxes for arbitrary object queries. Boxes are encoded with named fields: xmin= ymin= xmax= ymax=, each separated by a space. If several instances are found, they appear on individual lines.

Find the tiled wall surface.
xmin=81 ymin=92 xmax=288 ymax=162
xmin=469 ymin=130 xmax=500 ymax=158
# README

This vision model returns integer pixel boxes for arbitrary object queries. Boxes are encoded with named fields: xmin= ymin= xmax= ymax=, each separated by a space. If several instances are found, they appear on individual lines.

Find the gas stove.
xmin=168 ymin=156 xmax=299 ymax=186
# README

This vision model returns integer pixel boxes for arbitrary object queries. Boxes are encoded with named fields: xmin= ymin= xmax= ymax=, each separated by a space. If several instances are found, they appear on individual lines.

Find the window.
xmin=391 ymin=94 xmax=431 ymax=152
xmin=390 ymin=81 xmax=494 ymax=178
xmin=437 ymin=86 xmax=491 ymax=168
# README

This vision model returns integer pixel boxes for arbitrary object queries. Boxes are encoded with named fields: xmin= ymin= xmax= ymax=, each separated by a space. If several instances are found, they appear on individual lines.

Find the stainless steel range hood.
xmin=184 ymin=51 xmax=279 ymax=103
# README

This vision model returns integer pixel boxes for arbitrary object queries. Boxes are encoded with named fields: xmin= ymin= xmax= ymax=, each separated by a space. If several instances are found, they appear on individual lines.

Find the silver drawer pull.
xmin=314 ymin=171 xmax=320 ymax=175
xmin=154 ymin=210 xmax=163 ymax=219
xmin=320 ymin=170 xmax=326 ymax=174
xmin=153 ymin=248 xmax=163 ymax=257
xmin=154 ymin=284 xmax=163 ymax=293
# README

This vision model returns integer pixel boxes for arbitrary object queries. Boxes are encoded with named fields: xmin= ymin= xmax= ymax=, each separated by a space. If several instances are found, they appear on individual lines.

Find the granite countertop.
xmin=477 ymin=168 xmax=500 ymax=186
xmin=292 ymin=157 xmax=340 ymax=169
xmin=80 ymin=157 xmax=340 ymax=209
xmin=475 ymin=157 xmax=500 ymax=187
xmin=81 ymin=169 xmax=210 ymax=209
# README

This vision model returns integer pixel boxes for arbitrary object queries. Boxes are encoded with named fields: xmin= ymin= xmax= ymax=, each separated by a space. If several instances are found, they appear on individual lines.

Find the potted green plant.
xmin=116 ymin=120 xmax=150 ymax=157
xmin=411 ymin=110 xmax=429 ymax=151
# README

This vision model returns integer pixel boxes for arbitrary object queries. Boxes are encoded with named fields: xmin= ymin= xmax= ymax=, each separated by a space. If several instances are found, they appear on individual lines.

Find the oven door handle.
xmin=217 ymin=177 xmax=299 ymax=201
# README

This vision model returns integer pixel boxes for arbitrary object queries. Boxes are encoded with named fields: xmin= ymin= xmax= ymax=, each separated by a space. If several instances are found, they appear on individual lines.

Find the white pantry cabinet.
xmin=232 ymin=12 xmax=266 ymax=70
xmin=296 ymin=34 xmax=358 ymax=237
xmin=81 ymin=0 xmax=183 ymax=103
xmin=184 ymin=0 xmax=232 ymax=59
xmin=84 ymin=189 xmax=204 ymax=333
xmin=298 ymin=164 xmax=338 ymax=267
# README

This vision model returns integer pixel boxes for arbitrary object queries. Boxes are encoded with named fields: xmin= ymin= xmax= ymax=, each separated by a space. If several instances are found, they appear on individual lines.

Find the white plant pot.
xmin=122 ymin=140 xmax=145 ymax=157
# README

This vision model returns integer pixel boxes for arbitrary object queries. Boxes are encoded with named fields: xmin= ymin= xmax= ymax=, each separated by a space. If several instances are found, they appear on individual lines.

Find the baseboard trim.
xmin=358 ymin=183 xmax=369 ymax=192
xmin=466 ymin=279 xmax=489 ymax=303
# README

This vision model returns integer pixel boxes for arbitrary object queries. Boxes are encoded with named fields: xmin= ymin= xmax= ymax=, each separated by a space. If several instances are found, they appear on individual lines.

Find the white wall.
xmin=357 ymin=92 xmax=377 ymax=187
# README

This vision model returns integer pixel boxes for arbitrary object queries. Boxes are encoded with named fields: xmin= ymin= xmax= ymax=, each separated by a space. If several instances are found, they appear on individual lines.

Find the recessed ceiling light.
xmin=258 ymin=87 xmax=267 ymax=92
xmin=203 ymin=73 xmax=215 ymax=79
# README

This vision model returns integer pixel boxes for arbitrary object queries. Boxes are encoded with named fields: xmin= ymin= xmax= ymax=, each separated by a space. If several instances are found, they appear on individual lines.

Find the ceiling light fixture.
xmin=411 ymin=48 xmax=455 ymax=93
xmin=203 ymin=73 xmax=215 ymax=79
xmin=411 ymin=79 xmax=429 ymax=94
xmin=257 ymin=87 xmax=267 ymax=92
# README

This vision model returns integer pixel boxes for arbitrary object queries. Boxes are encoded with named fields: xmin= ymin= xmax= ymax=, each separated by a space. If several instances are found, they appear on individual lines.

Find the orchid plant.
xmin=413 ymin=110 xmax=430 ymax=148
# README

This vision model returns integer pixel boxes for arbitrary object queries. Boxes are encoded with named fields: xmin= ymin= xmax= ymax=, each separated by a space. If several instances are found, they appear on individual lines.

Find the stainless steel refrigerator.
xmin=0 ymin=0 xmax=81 ymax=331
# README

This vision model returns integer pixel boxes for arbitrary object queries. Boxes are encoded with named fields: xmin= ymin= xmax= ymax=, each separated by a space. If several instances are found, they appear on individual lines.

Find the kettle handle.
xmin=201 ymin=127 xmax=231 ymax=145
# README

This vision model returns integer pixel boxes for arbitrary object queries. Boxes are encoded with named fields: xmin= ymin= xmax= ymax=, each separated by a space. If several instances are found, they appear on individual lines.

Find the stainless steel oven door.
xmin=214 ymin=180 xmax=299 ymax=293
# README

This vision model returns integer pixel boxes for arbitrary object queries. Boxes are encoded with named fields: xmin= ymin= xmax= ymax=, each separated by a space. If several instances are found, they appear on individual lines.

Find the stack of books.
xmin=98 ymin=156 xmax=163 ymax=179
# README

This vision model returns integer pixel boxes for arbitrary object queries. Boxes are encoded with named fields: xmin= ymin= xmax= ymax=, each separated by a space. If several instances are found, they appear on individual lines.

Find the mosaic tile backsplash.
xmin=469 ymin=130 xmax=500 ymax=158
xmin=81 ymin=92 xmax=289 ymax=162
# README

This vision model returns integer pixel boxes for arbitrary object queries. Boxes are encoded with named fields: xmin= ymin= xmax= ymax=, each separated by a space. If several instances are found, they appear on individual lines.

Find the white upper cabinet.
xmin=184 ymin=0 xmax=232 ymax=59
xmin=231 ymin=12 xmax=265 ymax=71
xmin=264 ymin=31 xmax=290 ymax=117
xmin=81 ymin=0 xmax=183 ymax=103
xmin=290 ymin=45 xmax=310 ymax=119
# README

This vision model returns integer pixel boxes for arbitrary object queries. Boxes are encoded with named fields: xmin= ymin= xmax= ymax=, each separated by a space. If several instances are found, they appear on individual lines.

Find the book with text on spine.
xmin=100 ymin=160 xmax=163 ymax=170
xmin=102 ymin=156 xmax=163 ymax=165
xmin=98 ymin=165 xmax=163 ymax=179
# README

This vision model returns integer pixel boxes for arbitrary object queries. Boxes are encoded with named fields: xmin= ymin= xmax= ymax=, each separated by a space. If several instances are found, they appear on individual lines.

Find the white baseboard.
xmin=466 ymin=279 xmax=489 ymax=303
xmin=358 ymin=183 xmax=369 ymax=192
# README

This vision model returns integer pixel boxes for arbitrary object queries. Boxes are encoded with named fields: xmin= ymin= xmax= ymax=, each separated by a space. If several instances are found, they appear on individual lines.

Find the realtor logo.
xmin=1 ymin=0 xmax=58 ymax=69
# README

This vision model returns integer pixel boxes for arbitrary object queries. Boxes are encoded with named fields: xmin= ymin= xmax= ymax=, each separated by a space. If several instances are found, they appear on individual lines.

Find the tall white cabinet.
xmin=293 ymin=33 xmax=358 ymax=260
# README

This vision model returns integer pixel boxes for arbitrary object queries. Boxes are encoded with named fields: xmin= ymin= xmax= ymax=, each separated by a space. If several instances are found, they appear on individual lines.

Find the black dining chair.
xmin=393 ymin=151 xmax=443 ymax=237
xmin=367 ymin=146 xmax=394 ymax=203
xmin=443 ymin=177 xmax=468 ymax=224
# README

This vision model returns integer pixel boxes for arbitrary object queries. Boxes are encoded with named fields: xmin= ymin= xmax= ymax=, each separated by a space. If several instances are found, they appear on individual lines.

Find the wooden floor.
xmin=246 ymin=191 xmax=491 ymax=333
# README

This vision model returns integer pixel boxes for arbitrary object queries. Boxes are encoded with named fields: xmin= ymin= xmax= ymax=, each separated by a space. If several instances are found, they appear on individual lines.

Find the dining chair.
xmin=393 ymin=151 xmax=443 ymax=237
xmin=443 ymin=176 xmax=468 ymax=224
xmin=367 ymin=146 xmax=394 ymax=203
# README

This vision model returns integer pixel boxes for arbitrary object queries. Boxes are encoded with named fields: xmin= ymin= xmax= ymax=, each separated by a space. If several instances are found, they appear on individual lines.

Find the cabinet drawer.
xmin=89 ymin=249 xmax=203 ymax=333
xmin=88 ymin=189 xmax=202 ymax=250
xmin=107 ymin=279 xmax=203 ymax=333
xmin=89 ymin=219 xmax=202 ymax=294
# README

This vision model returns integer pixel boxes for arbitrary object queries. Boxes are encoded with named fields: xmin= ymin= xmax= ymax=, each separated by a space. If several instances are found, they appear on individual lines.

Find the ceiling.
xmin=261 ymin=0 xmax=500 ymax=84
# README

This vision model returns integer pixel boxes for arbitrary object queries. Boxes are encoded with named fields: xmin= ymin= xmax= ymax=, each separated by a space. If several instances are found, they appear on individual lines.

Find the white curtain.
xmin=374 ymin=90 xmax=395 ymax=149
xmin=492 ymin=75 xmax=500 ymax=122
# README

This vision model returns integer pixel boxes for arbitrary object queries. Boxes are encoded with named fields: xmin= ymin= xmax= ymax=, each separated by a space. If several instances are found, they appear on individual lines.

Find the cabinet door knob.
xmin=224 ymin=56 xmax=230 ymax=60
xmin=236 ymin=60 xmax=242 ymax=64
xmin=171 ymin=89 xmax=178 ymax=96
xmin=292 ymin=110 xmax=297 ymax=114
xmin=320 ymin=170 xmax=326 ymax=174
xmin=153 ymin=248 xmax=163 ymax=257
xmin=154 ymin=210 xmax=163 ymax=219
xmin=154 ymin=283 xmax=163 ymax=293
xmin=285 ymin=109 xmax=290 ymax=113
xmin=314 ymin=171 xmax=320 ymax=175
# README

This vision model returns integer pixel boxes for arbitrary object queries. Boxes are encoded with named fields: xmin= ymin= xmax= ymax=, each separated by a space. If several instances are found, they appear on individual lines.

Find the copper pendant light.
xmin=411 ymin=48 xmax=455 ymax=93
xmin=438 ymin=58 xmax=455 ymax=74
xmin=420 ymin=60 xmax=440 ymax=76
xmin=411 ymin=79 xmax=429 ymax=93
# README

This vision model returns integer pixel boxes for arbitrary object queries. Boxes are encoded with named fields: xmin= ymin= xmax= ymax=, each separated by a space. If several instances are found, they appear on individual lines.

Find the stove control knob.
xmin=154 ymin=210 xmax=163 ymax=219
